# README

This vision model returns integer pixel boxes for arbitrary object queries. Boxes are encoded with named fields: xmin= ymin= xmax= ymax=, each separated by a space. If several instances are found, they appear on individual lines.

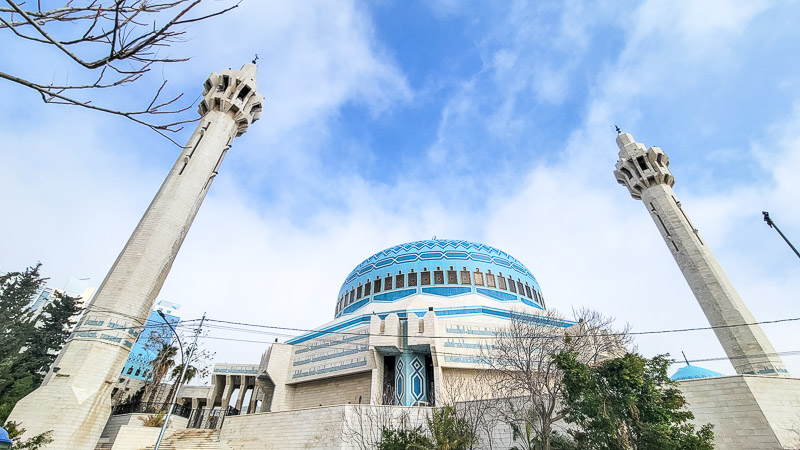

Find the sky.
xmin=1 ymin=0 xmax=799 ymax=379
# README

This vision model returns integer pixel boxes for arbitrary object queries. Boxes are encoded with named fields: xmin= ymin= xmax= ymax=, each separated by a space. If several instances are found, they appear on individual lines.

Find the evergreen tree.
xmin=0 ymin=265 xmax=44 ymax=360
xmin=0 ymin=264 xmax=83 ymax=423
xmin=554 ymin=352 xmax=714 ymax=450
xmin=20 ymin=291 xmax=82 ymax=384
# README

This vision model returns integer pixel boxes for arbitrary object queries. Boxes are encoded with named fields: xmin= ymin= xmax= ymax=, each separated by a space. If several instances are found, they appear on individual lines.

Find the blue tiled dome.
xmin=670 ymin=364 xmax=724 ymax=381
xmin=0 ymin=426 xmax=10 ymax=445
xmin=335 ymin=239 xmax=544 ymax=317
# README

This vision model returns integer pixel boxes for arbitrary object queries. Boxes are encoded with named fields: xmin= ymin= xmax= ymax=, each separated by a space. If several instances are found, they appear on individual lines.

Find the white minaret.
xmin=8 ymin=63 xmax=263 ymax=449
xmin=613 ymin=132 xmax=789 ymax=377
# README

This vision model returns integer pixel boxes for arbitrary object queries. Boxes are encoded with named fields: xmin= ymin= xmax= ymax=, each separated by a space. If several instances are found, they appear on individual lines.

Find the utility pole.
xmin=763 ymin=211 xmax=800 ymax=260
xmin=155 ymin=313 xmax=206 ymax=450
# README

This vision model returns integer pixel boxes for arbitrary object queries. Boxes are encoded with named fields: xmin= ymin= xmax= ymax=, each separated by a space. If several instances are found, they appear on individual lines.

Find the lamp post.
xmin=763 ymin=211 xmax=800 ymax=260
xmin=154 ymin=312 xmax=205 ymax=450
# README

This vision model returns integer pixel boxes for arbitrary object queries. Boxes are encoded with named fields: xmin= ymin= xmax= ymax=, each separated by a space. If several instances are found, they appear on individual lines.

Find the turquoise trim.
xmin=520 ymin=297 xmax=544 ymax=310
xmin=342 ymin=298 xmax=369 ymax=314
xmin=421 ymin=286 xmax=471 ymax=297
xmin=339 ymin=239 xmax=542 ymax=299
xmin=291 ymin=307 xmax=575 ymax=346
xmin=286 ymin=315 xmax=371 ymax=345
xmin=476 ymin=288 xmax=517 ymax=302
xmin=373 ymin=289 xmax=417 ymax=302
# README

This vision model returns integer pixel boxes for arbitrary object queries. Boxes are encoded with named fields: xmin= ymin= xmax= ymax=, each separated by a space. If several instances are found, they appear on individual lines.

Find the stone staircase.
xmin=141 ymin=429 xmax=232 ymax=450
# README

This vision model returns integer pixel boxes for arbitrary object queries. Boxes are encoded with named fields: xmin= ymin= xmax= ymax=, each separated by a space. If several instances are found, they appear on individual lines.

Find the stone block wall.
xmin=290 ymin=371 xmax=372 ymax=409
xmin=678 ymin=375 xmax=800 ymax=449
xmin=220 ymin=405 xmax=349 ymax=449
xmin=107 ymin=415 xmax=187 ymax=450
xmin=219 ymin=404 xmax=430 ymax=450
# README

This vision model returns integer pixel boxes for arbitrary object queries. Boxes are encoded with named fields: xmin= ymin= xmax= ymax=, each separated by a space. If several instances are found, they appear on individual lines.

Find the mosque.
xmin=214 ymin=239 xmax=568 ymax=412
xmin=8 ymin=64 xmax=800 ymax=450
xmin=167 ymin=238 xmax=575 ymax=428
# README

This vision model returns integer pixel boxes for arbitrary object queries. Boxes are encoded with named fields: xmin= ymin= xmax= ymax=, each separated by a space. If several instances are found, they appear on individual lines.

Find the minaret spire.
xmin=8 ymin=63 xmax=263 ymax=449
xmin=613 ymin=132 xmax=789 ymax=377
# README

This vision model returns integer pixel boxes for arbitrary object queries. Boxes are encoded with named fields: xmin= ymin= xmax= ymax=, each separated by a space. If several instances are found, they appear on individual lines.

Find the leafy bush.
xmin=139 ymin=411 xmax=166 ymax=427
xmin=3 ymin=421 xmax=53 ymax=450
xmin=377 ymin=406 xmax=477 ymax=450
xmin=378 ymin=427 xmax=430 ymax=450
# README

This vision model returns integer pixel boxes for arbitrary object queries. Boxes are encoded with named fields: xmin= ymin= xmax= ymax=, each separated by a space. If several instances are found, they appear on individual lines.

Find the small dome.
xmin=0 ymin=426 xmax=10 ymax=444
xmin=670 ymin=364 xmax=724 ymax=381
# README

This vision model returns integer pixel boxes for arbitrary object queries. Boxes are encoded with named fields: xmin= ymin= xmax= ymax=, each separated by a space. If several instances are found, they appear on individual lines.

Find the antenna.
xmin=682 ymin=351 xmax=690 ymax=366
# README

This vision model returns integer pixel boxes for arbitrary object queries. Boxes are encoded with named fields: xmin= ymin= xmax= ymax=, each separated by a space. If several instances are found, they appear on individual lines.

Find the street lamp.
xmin=763 ymin=211 xmax=800 ymax=260
xmin=153 ymin=310 xmax=187 ymax=450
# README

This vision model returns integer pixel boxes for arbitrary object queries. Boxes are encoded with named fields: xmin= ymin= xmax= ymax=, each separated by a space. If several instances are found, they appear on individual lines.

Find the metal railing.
xmin=111 ymin=402 xmax=192 ymax=419
xmin=187 ymin=406 xmax=239 ymax=429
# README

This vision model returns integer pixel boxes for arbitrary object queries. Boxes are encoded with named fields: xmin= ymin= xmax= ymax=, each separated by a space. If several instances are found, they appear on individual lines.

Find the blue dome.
xmin=0 ymin=426 xmax=10 ymax=444
xmin=670 ymin=364 xmax=724 ymax=381
xmin=335 ymin=239 xmax=544 ymax=317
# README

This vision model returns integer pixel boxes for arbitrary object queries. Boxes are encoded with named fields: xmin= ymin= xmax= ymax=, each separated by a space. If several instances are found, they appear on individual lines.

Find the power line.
xmin=192 ymin=332 xmax=800 ymax=366
xmin=197 ymin=315 xmax=800 ymax=341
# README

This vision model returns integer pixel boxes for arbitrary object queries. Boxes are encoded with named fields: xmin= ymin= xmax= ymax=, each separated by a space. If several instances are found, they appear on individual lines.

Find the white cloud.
xmin=2 ymin=0 xmax=798 ymax=381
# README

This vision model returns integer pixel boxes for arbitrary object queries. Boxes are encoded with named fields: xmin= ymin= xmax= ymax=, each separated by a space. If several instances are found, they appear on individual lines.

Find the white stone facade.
xmin=679 ymin=375 xmax=800 ymax=449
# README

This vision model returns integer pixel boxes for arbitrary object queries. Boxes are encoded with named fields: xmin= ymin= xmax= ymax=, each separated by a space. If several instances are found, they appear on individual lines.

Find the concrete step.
xmin=140 ymin=429 xmax=233 ymax=450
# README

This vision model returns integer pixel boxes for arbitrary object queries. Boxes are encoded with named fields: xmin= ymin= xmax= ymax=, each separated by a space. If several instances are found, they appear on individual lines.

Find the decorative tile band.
xmin=291 ymin=358 xmax=368 ymax=379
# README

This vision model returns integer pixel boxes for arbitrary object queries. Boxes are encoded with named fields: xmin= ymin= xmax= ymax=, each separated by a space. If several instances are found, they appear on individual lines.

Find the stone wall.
xmin=219 ymin=404 xmax=430 ymax=450
xmin=107 ymin=415 xmax=188 ymax=450
xmin=290 ymin=371 xmax=372 ymax=410
xmin=678 ymin=375 xmax=800 ymax=449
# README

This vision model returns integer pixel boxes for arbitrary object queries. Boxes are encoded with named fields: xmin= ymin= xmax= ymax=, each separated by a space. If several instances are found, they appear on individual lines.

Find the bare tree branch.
xmin=0 ymin=0 xmax=240 ymax=142
xmin=484 ymin=308 xmax=631 ymax=450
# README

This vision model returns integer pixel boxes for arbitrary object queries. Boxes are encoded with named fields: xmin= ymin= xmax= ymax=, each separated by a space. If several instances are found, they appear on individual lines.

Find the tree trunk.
xmin=542 ymin=419 xmax=551 ymax=450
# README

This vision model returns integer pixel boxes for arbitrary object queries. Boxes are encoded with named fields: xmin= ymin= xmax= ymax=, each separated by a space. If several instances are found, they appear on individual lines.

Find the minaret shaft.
xmin=642 ymin=184 xmax=786 ymax=376
xmin=8 ymin=64 xmax=263 ymax=449
xmin=614 ymin=132 xmax=788 ymax=377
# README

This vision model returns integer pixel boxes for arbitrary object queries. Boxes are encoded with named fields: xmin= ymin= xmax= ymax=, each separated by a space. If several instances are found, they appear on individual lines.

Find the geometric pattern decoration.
xmin=410 ymin=356 xmax=426 ymax=403
xmin=343 ymin=239 xmax=537 ymax=285
xmin=395 ymin=358 xmax=405 ymax=406
xmin=340 ymin=239 xmax=540 ymax=292
xmin=335 ymin=239 xmax=546 ymax=317
xmin=395 ymin=353 xmax=427 ymax=406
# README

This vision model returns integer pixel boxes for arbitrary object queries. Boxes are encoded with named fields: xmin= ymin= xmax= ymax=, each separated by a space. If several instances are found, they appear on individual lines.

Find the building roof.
xmin=334 ymin=239 xmax=544 ymax=318
xmin=670 ymin=364 xmax=724 ymax=381
xmin=341 ymin=239 xmax=539 ymax=293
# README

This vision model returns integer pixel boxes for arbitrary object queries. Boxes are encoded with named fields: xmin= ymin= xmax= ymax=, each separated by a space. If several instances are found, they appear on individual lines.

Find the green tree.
xmin=509 ymin=422 xmax=577 ymax=450
xmin=0 ymin=265 xmax=44 ymax=360
xmin=0 ymin=265 xmax=46 ymax=423
xmin=486 ymin=308 xmax=630 ymax=450
xmin=3 ymin=421 xmax=53 ymax=450
xmin=0 ymin=264 xmax=83 ymax=423
xmin=19 ymin=291 xmax=82 ymax=385
xmin=554 ymin=352 xmax=714 ymax=450
xmin=161 ymin=362 xmax=199 ymax=411
xmin=425 ymin=406 xmax=477 ymax=450
xmin=378 ymin=427 xmax=430 ymax=450
xmin=377 ymin=406 xmax=477 ymax=450
xmin=145 ymin=343 xmax=177 ymax=404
